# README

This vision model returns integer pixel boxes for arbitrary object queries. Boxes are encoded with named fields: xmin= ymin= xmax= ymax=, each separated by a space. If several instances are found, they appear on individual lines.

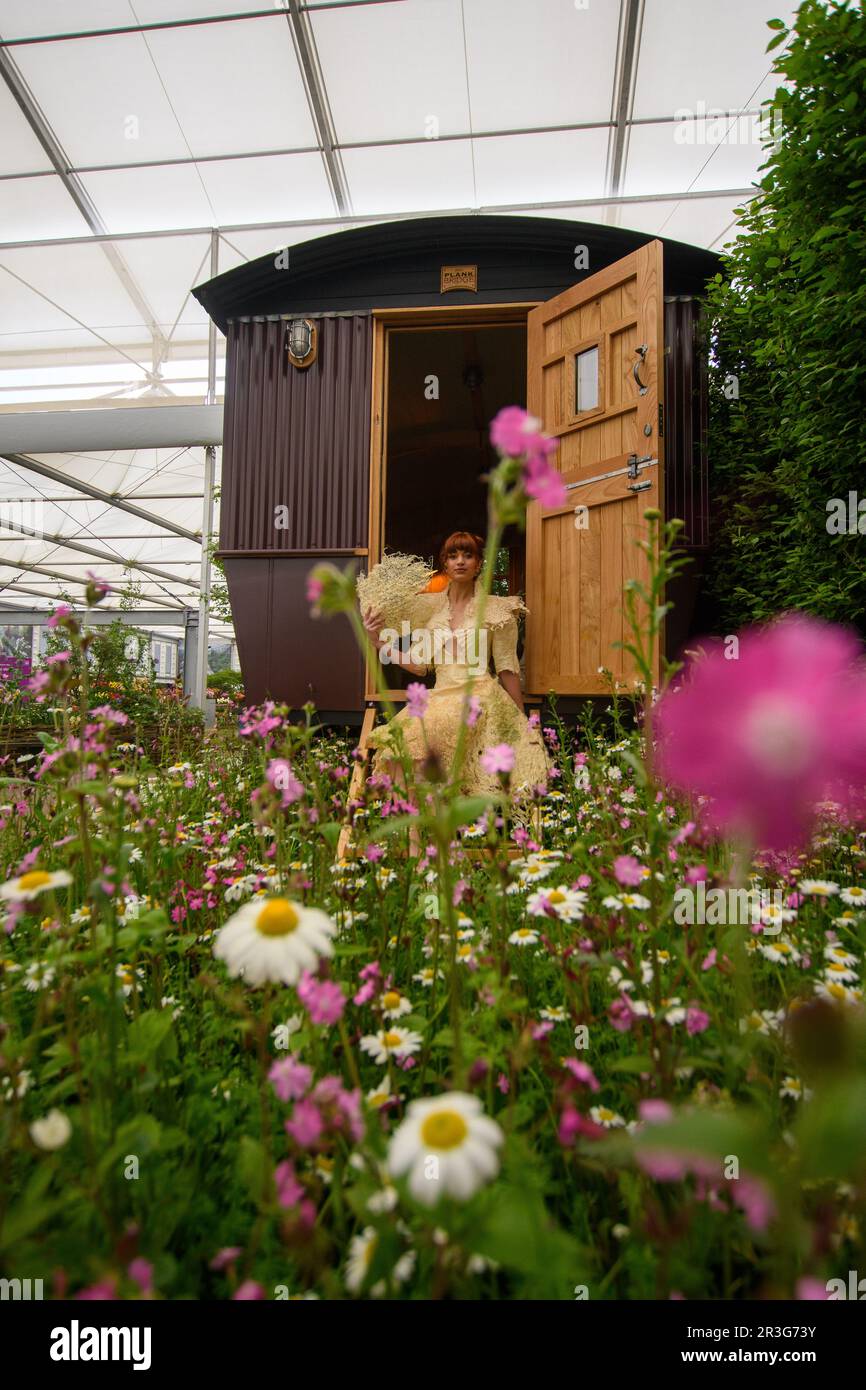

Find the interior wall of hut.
xmin=381 ymin=323 xmax=528 ymax=688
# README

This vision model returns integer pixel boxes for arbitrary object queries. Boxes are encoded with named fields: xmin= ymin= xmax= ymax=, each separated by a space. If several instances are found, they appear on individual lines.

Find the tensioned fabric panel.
xmin=219 ymin=314 xmax=372 ymax=553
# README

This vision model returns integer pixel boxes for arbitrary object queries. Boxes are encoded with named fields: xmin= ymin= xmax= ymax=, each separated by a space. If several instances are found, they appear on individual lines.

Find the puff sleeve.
xmin=491 ymin=612 xmax=521 ymax=676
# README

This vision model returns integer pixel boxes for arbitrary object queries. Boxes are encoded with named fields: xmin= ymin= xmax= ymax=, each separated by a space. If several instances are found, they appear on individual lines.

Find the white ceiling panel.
xmin=624 ymin=118 xmax=768 ymax=198
xmin=113 ymin=234 xmax=214 ymax=329
xmin=0 ymin=174 xmax=92 ymax=241
xmin=464 ymin=0 xmax=620 ymax=130
xmin=0 ymin=242 xmax=149 ymax=332
xmin=0 ymin=81 xmax=54 ymax=174
xmin=144 ymin=17 xmax=318 ymax=157
xmin=341 ymin=138 xmax=477 ymax=216
xmin=313 ymin=0 xmax=469 ymax=144
xmin=634 ymin=0 xmax=801 ymax=119
xmin=474 ymin=128 xmax=610 ymax=208
xmin=10 ymin=32 xmax=193 ymax=166
xmin=197 ymin=153 xmax=336 ymax=225
xmin=79 ymin=164 xmax=217 ymax=234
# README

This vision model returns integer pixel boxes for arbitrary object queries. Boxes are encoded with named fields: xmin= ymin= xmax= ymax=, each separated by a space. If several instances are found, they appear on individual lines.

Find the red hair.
xmin=437 ymin=530 xmax=485 ymax=571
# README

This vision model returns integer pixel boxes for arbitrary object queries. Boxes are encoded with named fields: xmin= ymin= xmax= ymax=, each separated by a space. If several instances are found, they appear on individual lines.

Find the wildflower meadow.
xmin=2 ymin=410 xmax=866 ymax=1307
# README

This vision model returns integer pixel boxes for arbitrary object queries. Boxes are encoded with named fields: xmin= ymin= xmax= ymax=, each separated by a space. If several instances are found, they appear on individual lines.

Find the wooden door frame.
xmin=365 ymin=302 xmax=539 ymax=702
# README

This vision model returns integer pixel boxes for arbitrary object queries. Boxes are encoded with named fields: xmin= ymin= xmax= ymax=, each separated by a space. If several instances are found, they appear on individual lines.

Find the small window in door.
xmin=575 ymin=345 xmax=599 ymax=413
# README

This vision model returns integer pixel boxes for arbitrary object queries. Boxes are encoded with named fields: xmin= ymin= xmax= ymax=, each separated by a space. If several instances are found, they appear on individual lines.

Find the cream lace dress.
xmin=366 ymin=577 xmax=551 ymax=804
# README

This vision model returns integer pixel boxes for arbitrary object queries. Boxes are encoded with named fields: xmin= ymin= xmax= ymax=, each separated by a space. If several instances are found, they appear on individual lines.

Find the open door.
xmin=524 ymin=240 xmax=664 ymax=695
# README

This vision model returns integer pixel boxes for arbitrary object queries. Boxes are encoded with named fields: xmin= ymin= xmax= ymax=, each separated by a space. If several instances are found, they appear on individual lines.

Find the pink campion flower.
xmin=405 ymin=682 xmax=429 ymax=719
xmin=76 ymin=1279 xmax=119 ymax=1300
xmin=532 ymin=1021 xmax=554 ymax=1040
xmin=364 ymin=843 xmax=384 ymax=863
xmin=297 ymin=971 xmax=346 ymax=1026
xmin=46 ymin=604 xmax=71 ymax=628
xmin=636 ymin=1149 xmax=691 ymax=1181
xmin=480 ymin=743 xmax=516 ymax=776
xmin=609 ymin=995 xmax=634 ymax=1033
xmin=85 ymin=570 xmax=111 ymax=602
xmin=268 ymin=1054 xmax=312 ymax=1103
xmin=233 ymin=1281 xmax=266 ymax=1300
xmin=701 ymin=948 xmax=717 ymax=971
xmin=306 ymin=575 xmax=324 ymax=606
xmin=796 ymin=1278 xmax=829 ymax=1301
xmin=285 ymin=1098 xmax=324 ymax=1148
xmin=209 ymin=1246 xmax=242 ymax=1271
xmin=563 ymin=1059 xmax=600 ymax=1092
xmin=274 ymin=1159 xmax=305 ymax=1210
xmin=638 ymin=1099 xmax=674 ymax=1124
xmin=686 ymin=1006 xmax=710 ymax=1036
xmin=685 ymin=864 xmax=707 ymax=884
xmin=496 ymin=1072 xmax=510 ymax=1094
xmin=730 ymin=1175 xmax=776 ymax=1233
xmin=490 ymin=405 xmax=557 ymax=462
xmin=266 ymin=758 xmax=304 ymax=805
xmin=654 ymin=614 xmax=866 ymax=851
xmin=613 ymin=854 xmax=645 ymax=887
xmin=127 ymin=1258 xmax=153 ymax=1295
xmin=524 ymin=453 xmax=568 ymax=509
xmin=466 ymin=694 xmax=482 ymax=728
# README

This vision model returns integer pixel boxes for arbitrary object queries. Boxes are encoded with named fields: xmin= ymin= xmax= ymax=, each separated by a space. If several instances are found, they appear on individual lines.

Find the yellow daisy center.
xmin=516 ymin=928 xmax=534 ymax=938
xmin=596 ymin=1107 xmax=616 ymax=1123
xmin=421 ymin=1109 xmax=468 ymax=1150
xmin=827 ymin=963 xmax=847 ymax=974
xmin=18 ymin=871 xmax=52 ymax=891
xmin=827 ymin=983 xmax=846 ymax=1000
xmin=255 ymin=898 xmax=301 ymax=936
xmin=382 ymin=991 xmax=401 ymax=1010
xmin=383 ymin=1031 xmax=403 ymax=1048
xmin=548 ymin=890 xmax=566 ymax=904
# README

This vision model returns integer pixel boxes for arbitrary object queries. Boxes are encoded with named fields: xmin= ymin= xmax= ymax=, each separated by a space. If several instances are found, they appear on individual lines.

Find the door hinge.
xmin=658 ymin=401 xmax=665 ymax=438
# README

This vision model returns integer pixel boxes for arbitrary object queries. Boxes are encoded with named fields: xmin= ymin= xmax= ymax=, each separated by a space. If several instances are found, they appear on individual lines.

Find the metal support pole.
xmin=191 ymin=229 xmax=219 ymax=713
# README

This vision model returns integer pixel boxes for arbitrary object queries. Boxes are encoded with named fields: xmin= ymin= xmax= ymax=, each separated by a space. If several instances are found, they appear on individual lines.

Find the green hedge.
xmin=702 ymin=0 xmax=866 ymax=633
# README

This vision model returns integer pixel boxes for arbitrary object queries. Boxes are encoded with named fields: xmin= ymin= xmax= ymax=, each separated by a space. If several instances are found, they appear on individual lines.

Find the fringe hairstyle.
xmin=438 ymin=530 xmax=486 ymax=572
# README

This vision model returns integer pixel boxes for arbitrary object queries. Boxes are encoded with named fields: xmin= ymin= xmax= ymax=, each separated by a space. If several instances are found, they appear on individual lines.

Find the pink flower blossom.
xmin=364 ymin=843 xmax=384 ymax=863
xmin=563 ymin=1058 xmax=600 ymax=1092
xmin=796 ymin=1277 xmax=829 ymax=1300
xmin=496 ymin=1072 xmax=510 ymax=1094
xmin=268 ymin=1054 xmax=312 ymax=1102
xmin=274 ymin=1159 xmax=305 ymax=1209
xmin=730 ymin=1175 xmax=776 ymax=1233
xmin=46 ymin=605 xmax=71 ymax=628
xmin=233 ymin=1281 xmax=266 ymax=1300
xmin=613 ymin=854 xmax=645 ymax=887
xmin=406 ymin=682 xmax=429 ymax=719
xmin=685 ymin=864 xmax=707 ymax=884
xmin=480 ymin=743 xmax=516 ymax=776
xmin=466 ymin=694 xmax=482 ymax=728
xmin=654 ymin=614 xmax=866 ymax=850
xmin=209 ymin=1246 xmax=242 ymax=1271
xmin=701 ymin=948 xmax=717 ymax=971
xmin=686 ymin=1006 xmax=710 ymax=1035
xmin=296 ymin=971 xmax=346 ymax=1026
xmin=285 ymin=1098 xmax=324 ymax=1148
xmin=306 ymin=575 xmax=324 ymax=605
xmin=609 ymin=995 xmax=634 ymax=1032
xmin=638 ymin=1099 xmax=674 ymax=1124
xmin=127 ymin=1258 xmax=153 ymax=1295
xmin=76 ymin=1279 xmax=118 ymax=1300
xmin=266 ymin=758 xmax=304 ymax=805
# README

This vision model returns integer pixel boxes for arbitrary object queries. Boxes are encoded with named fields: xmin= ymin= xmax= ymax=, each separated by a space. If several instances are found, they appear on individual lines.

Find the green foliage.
xmin=703 ymin=0 xmax=866 ymax=630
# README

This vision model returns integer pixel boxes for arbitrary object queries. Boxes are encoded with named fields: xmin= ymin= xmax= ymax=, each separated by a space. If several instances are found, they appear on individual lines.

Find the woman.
xmin=360 ymin=531 xmax=551 ymax=817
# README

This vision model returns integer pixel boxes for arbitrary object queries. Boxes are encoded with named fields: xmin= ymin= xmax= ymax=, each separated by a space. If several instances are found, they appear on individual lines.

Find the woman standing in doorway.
xmin=360 ymin=530 xmax=551 ymax=816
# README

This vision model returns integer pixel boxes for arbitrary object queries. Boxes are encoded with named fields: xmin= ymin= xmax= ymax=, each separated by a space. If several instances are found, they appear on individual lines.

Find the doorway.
xmin=368 ymin=307 xmax=532 ymax=697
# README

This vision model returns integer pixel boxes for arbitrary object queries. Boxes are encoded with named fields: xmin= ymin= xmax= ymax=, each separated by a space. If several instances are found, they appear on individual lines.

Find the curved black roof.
xmin=192 ymin=213 xmax=723 ymax=334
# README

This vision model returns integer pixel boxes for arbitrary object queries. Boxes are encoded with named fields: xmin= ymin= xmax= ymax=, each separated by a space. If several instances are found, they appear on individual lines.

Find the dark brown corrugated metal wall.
xmin=220 ymin=313 xmax=372 ymax=553
xmin=664 ymin=297 xmax=709 ymax=549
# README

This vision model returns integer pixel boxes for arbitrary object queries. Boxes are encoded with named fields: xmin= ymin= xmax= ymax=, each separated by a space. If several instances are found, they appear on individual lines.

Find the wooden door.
xmin=524 ymin=241 xmax=664 ymax=695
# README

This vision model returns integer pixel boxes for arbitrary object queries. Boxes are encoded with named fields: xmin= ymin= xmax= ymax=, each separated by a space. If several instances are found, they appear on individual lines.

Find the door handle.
xmin=633 ymin=344 xmax=649 ymax=395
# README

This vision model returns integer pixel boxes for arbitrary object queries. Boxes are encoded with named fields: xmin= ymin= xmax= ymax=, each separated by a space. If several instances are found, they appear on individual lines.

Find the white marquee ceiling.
xmin=0 ymin=0 xmax=799 ymax=618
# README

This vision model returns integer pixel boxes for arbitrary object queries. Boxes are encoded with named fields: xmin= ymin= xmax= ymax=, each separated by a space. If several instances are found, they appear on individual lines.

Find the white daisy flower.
xmin=589 ymin=1105 xmax=626 ymax=1129
xmin=620 ymin=892 xmax=651 ymax=910
xmin=213 ymin=896 xmax=337 ymax=987
xmin=367 ymin=1185 xmax=399 ymax=1215
xmin=366 ymin=1075 xmax=402 ymax=1110
xmin=24 ymin=961 xmax=55 ymax=992
xmin=29 ymin=1108 xmax=72 ymax=1150
xmin=758 ymin=938 xmax=801 ymax=964
xmin=660 ymin=997 xmax=686 ymax=1025
xmin=840 ymin=886 xmax=866 ymax=908
xmin=516 ymin=859 xmax=555 ymax=886
xmin=508 ymin=926 xmax=540 ymax=947
xmin=526 ymin=886 xmax=587 ymax=922
xmin=815 ymin=980 xmax=864 ymax=1008
xmin=380 ymin=989 xmax=412 ymax=1020
xmin=0 ymin=869 xmax=72 ymax=903
xmin=779 ymin=1076 xmax=812 ymax=1102
xmin=824 ymin=944 xmax=859 ymax=967
xmin=359 ymin=1027 xmax=423 ymax=1065
xmin=799 ymin=880 xmax=839 ymax=897
xmin=760 ymin=902 xmax=797 ymax=928
xmin=412 ymin=967 xmax=441 ymax=987
xmin=823 ymin=961 xmax=860 ymax=984
xmin=602 ymin=895 xmax=624 ymax=911
xmin=345 ymin=1227 xmax=415 ymax=1296
xmin=739 ymin=1008 xmax=784 ymax=1035
xmin=1 ymin=1069 xmax=31 ymax=1100
xmin=387 ymin=1092 xmax=503 ymax=1207
xmin=540 ymin=1005 xmax=567 ymax=1023
xmin=70 ymin=905 xmax=92 ymax=924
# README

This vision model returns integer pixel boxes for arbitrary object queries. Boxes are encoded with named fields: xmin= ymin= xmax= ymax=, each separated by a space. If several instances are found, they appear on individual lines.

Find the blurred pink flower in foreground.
xmin=490 ymin=405 xmax=567 ymax=509
xmin=654 ymin=614 xmax=866 ymax=850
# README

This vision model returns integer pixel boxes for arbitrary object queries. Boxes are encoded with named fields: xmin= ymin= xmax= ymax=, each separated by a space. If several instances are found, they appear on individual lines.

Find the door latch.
xmin=627 ymin=453 xmax=654 ymax=478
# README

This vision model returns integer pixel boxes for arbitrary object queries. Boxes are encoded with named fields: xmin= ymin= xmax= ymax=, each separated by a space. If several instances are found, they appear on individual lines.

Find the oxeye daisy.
xmin=815 ymin=980 xmax=863 ymax=1007
xmin=589 ymin=1105 xmax=626 ymax=1129
xmin=824 ymin=944 xmax=859 ymax=967
xmin=508 ymin=926 xmax=540 ymax=947
xmin=823 ymin=961 xmax=860 ymax=984
xmin=387 ymin=1092 xmax=503 ymax=1207
xmin=780 ymin=1076 xmax=812 ymax=1102
xmin=761 ymin=902 xmax=797 ymax=928
xmin=758 ymin=938 xmax=801 ymax=965
xmin=799 ymin=880 xmax=839 ymax=897
xmin=380 ymin=990 xmax=412 ymax=1020
xmin=620 ymin=892 xmax=651 ymax=910
xmin=213 ymin=896 xmax=337 ymax=987
xmin=412 ymin=967 xmax=442 ymax=987
xmin=0 ymin=868 xmax=72 ymax=903
xmin=526 ymin=886 xmax=587 ymax=921
xmin=840 ymin=886 xmax=866 ymax=908
xmin=344 ymin=1227 xmax=415 ymax=1297
xmin=359 ymin=1027 xmax=423 ymax=1065
xmin=540 ymin=1005 xmax=568 ymax=1023
xmin=23 ymin=961 xmax=55 ymax=992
